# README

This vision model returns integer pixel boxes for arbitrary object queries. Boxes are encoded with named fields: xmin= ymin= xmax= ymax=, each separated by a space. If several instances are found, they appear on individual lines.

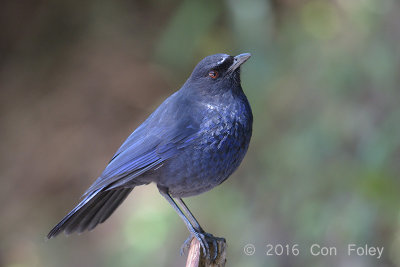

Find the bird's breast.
xmin=158 ymin=98 xmax=252 ymax=197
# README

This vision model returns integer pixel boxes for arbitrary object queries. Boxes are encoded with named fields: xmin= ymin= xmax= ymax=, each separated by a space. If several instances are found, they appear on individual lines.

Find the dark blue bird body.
xmin=155 ymin=88 xmax=252 ymax=197
xmin=48 ymin=53 xmax=253 ymax=241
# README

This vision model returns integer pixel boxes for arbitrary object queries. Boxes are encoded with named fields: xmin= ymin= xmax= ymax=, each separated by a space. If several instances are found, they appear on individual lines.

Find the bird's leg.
xmin=158 ymin=186 xmax=224 ymax=261
xmin=176 ymin=198 xmax=203 ymax=232
xmin=175 ymin=197 xmax=226 ymax=261
xmin=175 ymin=197 xmax=207 ymax=256
xmin=158 ymin=187 xmax=210 ymax=257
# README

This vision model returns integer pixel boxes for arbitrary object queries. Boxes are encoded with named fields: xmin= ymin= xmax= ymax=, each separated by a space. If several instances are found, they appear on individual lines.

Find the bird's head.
xmin=187 ymin=53 xmax=251 ymax=95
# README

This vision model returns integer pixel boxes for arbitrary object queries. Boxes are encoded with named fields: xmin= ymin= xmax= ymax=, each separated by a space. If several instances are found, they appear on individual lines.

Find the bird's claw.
xmin=180 ymin=235 xmax=194 ymax=256
xmin=180 ymin=231 xmax=209 ymax=257
xmin=181 ymin=232 xmax=226 ymax=262
xmin=203 ymin=232 xmax=225 ymax=261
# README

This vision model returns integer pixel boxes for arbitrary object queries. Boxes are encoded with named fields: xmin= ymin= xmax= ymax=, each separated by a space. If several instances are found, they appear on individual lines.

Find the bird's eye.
xmin=208 ymin=70 xmax=219 ymax=79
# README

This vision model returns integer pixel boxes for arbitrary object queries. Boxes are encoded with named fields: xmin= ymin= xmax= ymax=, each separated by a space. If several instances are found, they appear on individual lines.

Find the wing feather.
xmin=84 ymin=93 xmax=201 ymax=196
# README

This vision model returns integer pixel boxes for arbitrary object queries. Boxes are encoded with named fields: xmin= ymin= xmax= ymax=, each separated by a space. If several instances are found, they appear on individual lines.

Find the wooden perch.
xmin=186 ymin=237 xmax=227 ymax=267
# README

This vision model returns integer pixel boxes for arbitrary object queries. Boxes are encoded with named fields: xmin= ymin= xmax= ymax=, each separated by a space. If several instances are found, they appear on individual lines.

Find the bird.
xmin=47 ymin=53 xmax=253 ymax=260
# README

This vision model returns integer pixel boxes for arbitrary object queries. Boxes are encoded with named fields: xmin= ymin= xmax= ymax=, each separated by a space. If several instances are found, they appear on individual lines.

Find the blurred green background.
xmin=1 ymin=0 xmax=399 ymax=266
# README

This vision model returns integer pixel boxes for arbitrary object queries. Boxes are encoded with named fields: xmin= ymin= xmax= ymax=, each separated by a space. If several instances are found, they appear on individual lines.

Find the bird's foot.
xmin=181 ymin=231 xmax=226 ymax=262
xmin=180 ymin=235 xmax=193 ymax=256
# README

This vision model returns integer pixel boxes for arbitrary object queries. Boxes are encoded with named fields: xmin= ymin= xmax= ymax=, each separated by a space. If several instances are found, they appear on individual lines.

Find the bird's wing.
xmin=84 ymin=112 xmax=200 ymax=196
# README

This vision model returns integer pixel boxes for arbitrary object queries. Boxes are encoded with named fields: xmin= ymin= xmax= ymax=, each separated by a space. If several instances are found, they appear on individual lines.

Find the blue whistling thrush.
xmin=48 ymin=53 xmax=253 ymax=259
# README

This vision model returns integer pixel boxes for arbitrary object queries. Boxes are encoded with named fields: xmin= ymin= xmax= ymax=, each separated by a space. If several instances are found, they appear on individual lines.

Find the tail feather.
xmin=75 ymin=190 xmax=118 ymax=233
xmin=98 ymin=189 xmax=130 ymax=224
xmin=47 ymin=188 xmax=132 ymax=239
xmin=65 ymin=191 xmax=109 ymax=234
xmin=86 ymin=190 xmax=124 ymax=231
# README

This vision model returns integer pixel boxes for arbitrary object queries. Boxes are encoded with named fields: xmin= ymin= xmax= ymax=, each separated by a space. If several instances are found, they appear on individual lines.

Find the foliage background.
xmin=1 ymin=0 xmax=399 ymax=266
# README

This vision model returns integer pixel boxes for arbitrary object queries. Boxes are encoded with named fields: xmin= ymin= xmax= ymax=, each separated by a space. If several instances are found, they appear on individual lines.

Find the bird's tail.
xmin=47 ymin=188 xmax=133 ymax=239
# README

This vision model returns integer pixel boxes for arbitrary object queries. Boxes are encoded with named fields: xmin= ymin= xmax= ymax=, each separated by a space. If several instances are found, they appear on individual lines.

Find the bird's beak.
xmin=229 ymin=53 xmax=251 ymax=72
